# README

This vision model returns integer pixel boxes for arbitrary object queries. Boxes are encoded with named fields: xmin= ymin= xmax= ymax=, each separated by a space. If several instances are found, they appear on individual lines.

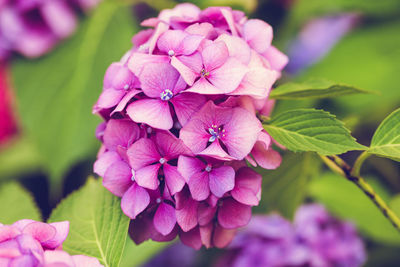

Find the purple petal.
xmin=243 ymin=19 xmax=273 ymax=54
xmin=209 ymin=165 xmax=235 ymax=198
xmin=171 ymin=92 xmax=206 ymax=126
xmin=103 ymin=160 xmax=133 ymax=197
xmin=127 ymin=99 xmax=173 ymax=130
xmin=213 ymin=223 xmax=236 ymax=248
xmin=179 ymin=227 xmax=202 ymax=250
xmin=127 ymin=138 xmax=159 ymax=170
xmin=163 ymin=164 xmax=186 ymax=195
xmin=103 ymin=119 xmax=140 ymax=151
xmin=139 ymin=63 xmax=180 ymax=98
xmin=41 ymin=0 xmax=77 ymax=38
xmin=121 ymin=183 xmax=150 ymax=219
xmin=231 ymin=167 xmax=262 ymax=206
xmin=198 ymin=203 xmax=217 ymax=226
xmin=135 ymin=164 xmax=161 ymax=190
xmin=153 ymin=203 xmax=176 ymax=235
xmin=188 ymin=171 xmax=210 ymax=201
xmin=218 ymin=198 xmax=251 ymax=229
xmin=201 ymin=41 xmax=228 ymax=71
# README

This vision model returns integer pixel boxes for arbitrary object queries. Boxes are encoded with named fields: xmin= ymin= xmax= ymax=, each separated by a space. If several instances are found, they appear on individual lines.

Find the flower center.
xmin=160 ymin=89 xmax=173 ymax=101
xmin=159 ymin=158 xmax=166 ymax=164
xmin=208 ymin=125 xmax=225 ymax=142
xmin=205 ymin=164 xmax=212 ymax=172
xmin=168 ymin=50 xmax=175 ymax=56
xmin=201 ymin=68 xmax=210 ymax=78
xmin=123 ymin=84 xmax=130 ymax=90
xmin=156 ymin=197 xmax=162 ymax=204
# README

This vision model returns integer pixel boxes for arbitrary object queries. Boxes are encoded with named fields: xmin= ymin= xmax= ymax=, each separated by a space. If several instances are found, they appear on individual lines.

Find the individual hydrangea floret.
xmin=93 ymin=3 xmax=288 ymax=249
xmin=0 ymin=219 xmax=103 ymax=267
xmin=217 ymin=204 xmax=367 ymax=267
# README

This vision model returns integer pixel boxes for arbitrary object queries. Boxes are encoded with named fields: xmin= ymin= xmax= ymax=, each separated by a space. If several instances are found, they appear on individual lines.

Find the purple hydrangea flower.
xmin=93 ymin=3 xmax=288 ymax=249
xmin=0 ymin=219 xmax=103 ymax=267
xmin=217 ymin=204 xmax=366 ymax=267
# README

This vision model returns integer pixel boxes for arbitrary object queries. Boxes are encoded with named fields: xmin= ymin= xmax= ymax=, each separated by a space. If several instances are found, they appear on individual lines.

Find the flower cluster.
xmin=0 ymin=219 xmax=103 ymax=266
xmin=217 ymin=204 xmax=366 ymax=267
xmin=93 ymin=3 xmax=287 ymax=249
xmin=0 ymin=0 xmax=100 ymax=60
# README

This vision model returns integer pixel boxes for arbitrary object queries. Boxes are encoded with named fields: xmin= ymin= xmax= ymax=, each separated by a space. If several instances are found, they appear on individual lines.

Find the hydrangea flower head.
xmin=0 ymin=219 xmax=103 ymax=267
xmin=93 ymin=3 xmax=287 ymax=249
xmin=217 ymin=204 xmax=366 ymax=267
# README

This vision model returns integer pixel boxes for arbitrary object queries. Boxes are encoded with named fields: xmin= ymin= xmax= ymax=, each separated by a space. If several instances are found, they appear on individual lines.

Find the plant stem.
xmin=351 ymin=151 xmax=371 ymax=177
xmin=320 ymin=155 xmax=400 ymax=231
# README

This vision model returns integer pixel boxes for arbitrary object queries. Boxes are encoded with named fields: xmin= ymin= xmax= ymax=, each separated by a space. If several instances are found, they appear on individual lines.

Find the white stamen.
xmin=205 ymin=164 xmax=212 ymax=172
xmin=160 ymin=89 xmax=173 ymax=101
xmin=159 ymin=158 xmax=166 ymax=164
xmin=168 ymin=50 xmax=175 ymax=56
xmin=123 ymin=84 xmax=130 ymax=90
xmin=156 ymin=198 xmax=162 ymax=204
xmin=131 ymin=169 xmax=135 ymax=181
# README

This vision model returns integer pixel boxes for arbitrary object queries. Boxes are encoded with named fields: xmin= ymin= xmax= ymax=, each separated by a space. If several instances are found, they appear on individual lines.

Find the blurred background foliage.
xmin=0 ymin=0 xmax=399 ymax=266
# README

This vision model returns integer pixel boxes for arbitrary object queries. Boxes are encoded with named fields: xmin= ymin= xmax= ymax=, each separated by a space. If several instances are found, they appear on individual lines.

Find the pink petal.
xmin=94 ymin=151 xmax=121 ymax=177
xmin=153 ymin=203 xmax=176 ymax=235
xmin=155 ymin=131 xmax=193 ymax=159
xmin=43 ymin=250 xmax=74 ymax=266
xmin=175 ymin=192 xmax=199 ymax=232
xmin=222 ymin=107 xmax=262 ymax=159
xmin=157 ymin=30 xmax=187 ymax=54
xmin=186 ymin=77 xmax=225 ymax=95
xmin=262 ymin=45 xmax=289 ymax=72
xmin=217 ymin=198 xmax=251 ymax=229
xmin=170 ymin=56 xmax=197 ymax=86
xmin=103 ymin=119 xmax=140 ymax=151
xmin=41 ymin=0 xmax=76 ymax=38
xmin=163 ymin=164 xmax=186 ymax=195
xmin=177 ymin=52 xmax=203 ymax=74
xmin=148 ymin=21 xmax=170 ymax=54
xmin=132 ymin=29 xmax=154 ymax=48
xmin=121 ymin=183 xmax=150 ymax=219
xmin=72 ymin=255 xmax=103 ymax=267
xmin=0 ymin=226 xmax=20 ymax=243
xmin=216 ymin=34 xmax=251 ymax=64
xmin=179 ymin=227 xmax=202 ymax=250
xmin=199 ymin=223 xmax=213 ymax=248
xmin=208 ymin=58 xmax=248 ymax=94
xmin=22 ymin=222 xmax=56 ymax=244
xmin=185 ymin=22 xmax=216 ymax=39
xmin=111 ymin=89 xmax=141 ymax=115
xmin=243 ymin=19 xmax=273 ymax=54
xmin=202 ymin=41 xmax=229 ymax=71
xmin=251 ymin=133 xmax=282 ymax=169
xmin=213 ymin=224 xmax=236 ymax=248
xmin=220 ymin=8 xmax=238 ymax=35
xmin=231 ymin=167 xmax=262 ymax=206
xmin=103 ymin=160 xmax=133 ymax=197
xmin=95 ymin=89 xmax=125 ymax=110
xmin=127 ymin=138 xmax=159 ymax=170
xmin=127 ymin=99 xmax=173 ymax=130
xmin=171 ymin=92 xmax=206 ymax=126
xmin=139 ymin=63 xmax=180 ymax=98
xmin=135 ymin=164 xmax=161 ymax=190
xmin=127 ymin=53 xmax=168 ymax=76
xmin=209 ymin=166 xmax=235 ymax=198
xmin=188 ymin=171 xmax=210 ymax=201
xmin=198 ymin=141 xmax=235 ymax=161
xmin=177 ymin=155 xmax=204 ymax=182
xmin=180 ymin=34 xmax=204 ymax=55
xmin=198 ymin=203 xmax=217 ymax=226
xmin=42 ymin=221 xmax=69 ymax=249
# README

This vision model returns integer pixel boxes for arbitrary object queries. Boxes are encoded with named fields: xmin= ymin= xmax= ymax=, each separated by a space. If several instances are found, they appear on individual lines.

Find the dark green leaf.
xmin=270 ymin=78 xmax=373 ymax=100
xmin=263 ymin=109 xmax=366 ymax=155
xmin=49 ymin=178 xmax=130 ymax=266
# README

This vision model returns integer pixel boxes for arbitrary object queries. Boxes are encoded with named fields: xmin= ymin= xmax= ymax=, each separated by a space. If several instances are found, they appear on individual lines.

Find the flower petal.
xmin=164 ymin=164 xmax=186 ymax=195
xmin=121 ymin=183 xmax=150 ymax=219
xmin=177 ymin=155 xmax=204 ymax=182
xmin=127 ymin=99 xmax=173 ymax=130
xmin=135 ymin=164 xmax=161 ymax=190
xmin=188 ymin=171 xmax=210 ymax=201
xmin=262 ymin=45 xmax=289 ymax=72
xmin=201 ymin=41 xmax=229 ymax=71
xmin=175 ymin=191 xmax=199 ymax=232
xmin=95 ymin=89 xmax=125 ymax=110
xmin=171 ymin=92 xmax=206 ymax=126
xmin=209 ymin=165 xmax=235 ymax=198
xmin=208 ymin=58 xmax=248 ymax=94
xmin=216 ymin=34 xmax=251 ymax=64
xmin=103 ymin=160 xmax=133 ymax=197
xmin=157 ymin=30 xmax=188 ymax=54
xmin=103 ymin=119 xmax=140 ymax=151
xmin=22 ymin=222 xmax=56 ymax=244
xmin=179 ymin=227 xmax=202 ymax=250
xmin=155 ymin=131 xmax=193 ymax=159
xmin=139 ymin=63 xmax=180 ymax=98
xmin=217 ymin=198 xmax=251 ymax=229
xmin=153 ymin=203 xmax=176 ymax=236
xmin=231 ymin=167 xmax=262 ymax=206
xmin=243 ymin=19 xmax=273 ymax=54
xmin=213 ymin=223 xmax=236 ymax=248
xmin=170 ymin=56 xmax=197 ymax=86
xmin=127 ymin=53 xmax=169 ymax=76
xmin=127 ymin=138 xmax=159 ymax=170
xmin=42 ymin=221 xmax=69 ymax=249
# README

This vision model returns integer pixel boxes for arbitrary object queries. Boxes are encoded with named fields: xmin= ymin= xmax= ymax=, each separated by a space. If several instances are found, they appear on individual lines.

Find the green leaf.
xmin=11 ymin=1 xmax=137 ymax=193
xmin=270 ymin=78 xmax=373 ymax=100
xmin=369 ymin=108 xmax=400 ymax=161
xmin=120 ymin=239 xmax=167 ymax=267
xmin=255 ymin=152 xmax=320 ymax=218
xmin=0 ymin=182 xmax=41 ymax=224
xmin=48 ymin=178 xmax=130 ymax=267
xmin=263 ymin=109 xmax=366 ymax=155
xmin=309 ymin=173 xmax=400 ymax=245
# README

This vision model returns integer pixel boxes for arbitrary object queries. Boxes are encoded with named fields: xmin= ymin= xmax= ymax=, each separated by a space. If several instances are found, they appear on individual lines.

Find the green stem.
xmin=351 ymin=151 xmax=371 ymax=177
xmin=320 ymin=155 xmax=400 ymax=232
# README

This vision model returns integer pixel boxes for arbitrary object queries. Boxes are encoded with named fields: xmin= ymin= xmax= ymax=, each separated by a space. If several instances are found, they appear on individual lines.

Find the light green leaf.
xmin=0 ymin=182 xmax=41 ymax=224
xmin=309 ymin=173 xmax=400 ymax=245
xmin=369 ymin=108 xmax=400 ymax=161
xmin=263 ymin=109 xmax=366 ymax=155
xmin=49 ymin=178 xmax=130 ymax=267
xmin=270 ymin=78 xmax=373 ymax=100
xmin=120 ymin=239 xmax=167 ymax=267
xmin=255 ymin=152 xmax=320 ymax=218
xmin=11 ymin=1 xmax=137 ymax=193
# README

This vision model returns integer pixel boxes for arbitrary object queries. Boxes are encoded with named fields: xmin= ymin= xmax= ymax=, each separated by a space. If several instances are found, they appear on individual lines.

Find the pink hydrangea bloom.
xmin=0 ymin=219 xmax=103 ymax=267
xmin=0 ymin=0 xmax=100 ymax=61
xmin=93 ymin=3 xmax=288 ymax=249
